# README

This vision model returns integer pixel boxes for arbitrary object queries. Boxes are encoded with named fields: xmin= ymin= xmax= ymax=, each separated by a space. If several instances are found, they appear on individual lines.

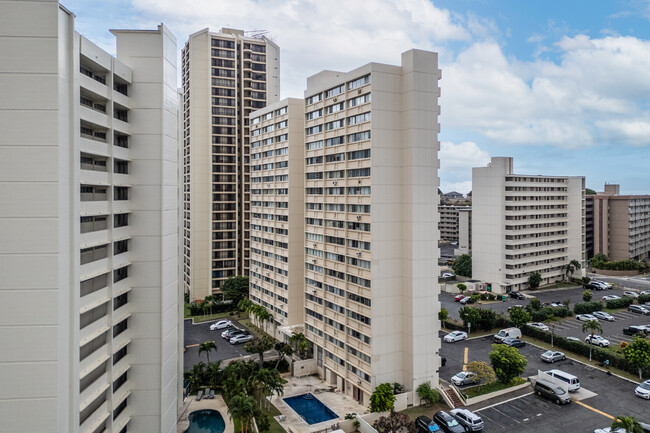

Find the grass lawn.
xmin=462 ymin=377 xmax=526 ymax=399
xmin=400 ymin=402 xmax=450 ymax=420
xmin=188 ymin=311 xmax=234 ymax=323
xmin=520 ymin=335 xmax=640 ymax=382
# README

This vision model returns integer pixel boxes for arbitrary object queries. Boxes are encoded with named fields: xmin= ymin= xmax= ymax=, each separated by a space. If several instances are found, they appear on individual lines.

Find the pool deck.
xmin=273 ymin=375 xmax=368 ymax=433
xmin=177 ymin=393 xmax=234 ymax=433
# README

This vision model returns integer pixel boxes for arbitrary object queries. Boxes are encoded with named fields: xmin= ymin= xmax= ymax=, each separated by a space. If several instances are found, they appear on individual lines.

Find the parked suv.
xmin=416 ymin=416 xmax=438 ymax=433
xmin=534 ymin=379 xmax=571 ymax=404
xmin=432 ymin=411 xmax=465 ymax=433
xmin=450 ymin=409 xmax=484 ymax=432
xmin=629 ymin=305 xmax=650 ymax=315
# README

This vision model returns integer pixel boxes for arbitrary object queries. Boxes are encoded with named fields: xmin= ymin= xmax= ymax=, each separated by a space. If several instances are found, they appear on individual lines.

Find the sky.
xmin=64 ymin=0 xmax=650 ymax=195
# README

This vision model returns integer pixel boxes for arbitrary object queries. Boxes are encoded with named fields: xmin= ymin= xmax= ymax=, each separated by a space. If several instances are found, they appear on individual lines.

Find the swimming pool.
xmin=283 ymin=393 xmax=338 ymax=425
xmin=185 ymin=409 xmax=225 ymax=433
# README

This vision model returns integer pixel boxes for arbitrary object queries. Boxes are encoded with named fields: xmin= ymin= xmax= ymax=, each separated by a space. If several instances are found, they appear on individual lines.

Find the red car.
xmin=454 ymin=294 xmax=465 ymax=302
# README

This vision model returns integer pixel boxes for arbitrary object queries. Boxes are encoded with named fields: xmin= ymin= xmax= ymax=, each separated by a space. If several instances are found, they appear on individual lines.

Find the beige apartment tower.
xmin=472 ymin=157 xmax=585 ymax=293
xmin=248 ymin=99 xmax=306 ymax=333
xmin=0 ymin=3 xmax=180 ymax=432
xmin=181 ymin=28 xmax=280 ymax=300
xmin=439 ymin=205 xmax=471 ymax=242
xmin=588 ymin=184 xmax=650 ymax=261
xmin=297 ymin=50 xmax=441 ymax=405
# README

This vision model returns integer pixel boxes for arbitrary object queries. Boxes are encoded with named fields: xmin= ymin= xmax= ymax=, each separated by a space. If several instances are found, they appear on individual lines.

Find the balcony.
xmin=79 ymin=372 xmax=110 ymax=413
xmin=80 ymin=201 xmax=109 ymax=217
xmin=79 ymin=73 xmax=108 ymax=98
xmin=80 ymin=286 xmax=110 ymax=315
xmin=79 ymin=315 xmax=110 ymax=348
xmin=112 ymin=277 xmax=131 ymax=298
xmin=80 ymin=230 xmax=109 ymax=250
xmin=112 ymin=410 xmax=131 ymax=433
xmin=79 ymin=345 xmax=110 ymax=381
xmin=80 ymin=135 xmax=109 ymax=157
xmin=79 ymin=401 xmax=109 ymax=433
xmin=112 ymin=251 xmax=131 ymax=270
xmin=112 ymin=329 xmax=132 ymax=354
xmin=80 ymin=104 xmax=108 ymax=128
xmin=80 ymin=170 xmax=109 ymax=187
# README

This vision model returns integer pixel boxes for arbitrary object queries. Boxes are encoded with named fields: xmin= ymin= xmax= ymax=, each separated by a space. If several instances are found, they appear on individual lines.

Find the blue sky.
xmin=64 ymin=0 xmax=650 ymax=194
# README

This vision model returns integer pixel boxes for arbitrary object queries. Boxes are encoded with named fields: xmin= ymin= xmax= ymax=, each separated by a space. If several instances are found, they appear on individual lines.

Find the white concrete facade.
xmin=181 ymin=29 xmax=280 ymax=300
xmin=0 ymin=2 xmax=179 ymax=432
xmin=472 ymin=157 xmax=585 ymax=293
xmin=249 ymin=98 xmax=306 ymax=336
xmin=301 ymin=50 xmax=441 ymax=406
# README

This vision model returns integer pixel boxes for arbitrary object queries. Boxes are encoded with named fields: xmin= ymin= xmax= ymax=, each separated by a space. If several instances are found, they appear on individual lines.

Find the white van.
xmin=493 ymin=327 xmax=522 ymax=343
xmin=545 ymin=369 xmax=580 ymax=392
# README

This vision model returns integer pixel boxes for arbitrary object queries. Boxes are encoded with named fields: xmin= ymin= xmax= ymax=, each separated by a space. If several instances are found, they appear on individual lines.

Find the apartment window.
xmin=211 ymin=39 xmax=235 ymax=49
xmin=325 ymin=235 xmax=345 ymax=246
xmin=276 ymin=107 xmax=288 ymax=116
xmin=306 ymin=308 xmax=323 ymax=320
xmin=348 ymin=112 xmax=371 ymax=125
xmin=80 ymin=273 xmax=108 ymax=297
xmin=113 ymin=266 xmax=128 ymax=283
xmin=348 ymin=131 xmax=371 ymax=143
xmin=325 ymin=153 xmax=345 ymax=162
xmin=306 ymin=293 xmax=323 ymax=304
xmin=114 ymin=187 xmax=128 ymax=201
xmin=348 ymin=74 xmax=371 ymax=90
xmin=307 ymin=109 xmax=323 ymax=120
xmin=326 ymin=102 xmax=345 ymax=114
xmin=80 ymin=185 xmax=107 ymax=201
xmin=348 ymin=186 xmax=371 ymax=195
xmin=114 ymin=213 xmax=128 ymax=228
xmin=113 ymin=239 xmax=128 ymax=255
xmin=348 ymin=239 xmax=371 ymax=250
xmin=347 ymin=222 xmax=370 ymax=231
xmin=347 ymin=149 xmax=371 ymax=160
xmin=80 ymin=390 xmax=107 ymax=426
xmin=80 ymin=303 xmax=108 ymax=330
xmin=326 ymin=84 xmax=345 ymax=98
xmin=306 ymin=125 xmax=323 ymax=135
xmin=114 ymin=292 xmax=128 ymax=310
xmin=307 ymin=93 xmax=323 ymax=104
xmin=325 ymin=317 xmax=345 ymax=331
xmin=306 ymin=156 xmax=323 ymax=165
xmin=347 ymin=292 xmax=371 ymax=306
xmin=325 ymin=333 xmax=345 ymax=348
xmin=326 ymin=170 xmax=345 ymax=179
xmin=113 ymin=345 xmax=127 ymax=365
xmin=306 ymin=140 xmax=323 ymax=150
xmin=114 ymin=134 xmax=129 ymax=148
xmin=348 ymin=346 xmax=371 ymax=363
xmin=114 ymin=159 xmax=129 ymax=174
xmin=80 ymin=245 xmax=108 ymax=265
xmin=113 ymin=318 xmax=128 ymax=338
xmin=325 ymin=203 xmax=345 ymax=211
xmin=348 ymin=93 xmax=371 ymax=107
xmin=347 ymin=257 xmax=371 ymax=270
xmin=80 ymin=216 xmax=107 ymax=233
xmin=348 ymin=204 xmax=371 ymax=213
xmin=325 ymin=119 xmax=344 ymax=130
xmin=113 ymin=397 xmax=127 ymax=421
xmin=113 ymin=371 xmax=128 ymax=393
xmin=348 ymin=168 xmax=370 ymax=178
xmin=114 ymin=107 xmax=128 ymax=122
xmin=306 ymin=172 xmax=324 ymax=180
xmin=326 ymin=136 xmax=345 ymax=147
xmin=348 ymin=364 xmax=371 ymax=382
xmin=326 ymin=187 xmax=345 ymax=195
xmin=348 ymin=310 xmax=371 ymax=325
xmin=325 ymin=220 xmax=345 ymax=228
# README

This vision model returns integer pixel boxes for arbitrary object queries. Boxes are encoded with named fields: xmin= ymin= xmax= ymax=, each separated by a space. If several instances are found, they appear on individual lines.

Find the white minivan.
xmin=494 ymin=327 xmax=522 ymax=343
xmin=545 ymin=369 xmax=580 ymax=392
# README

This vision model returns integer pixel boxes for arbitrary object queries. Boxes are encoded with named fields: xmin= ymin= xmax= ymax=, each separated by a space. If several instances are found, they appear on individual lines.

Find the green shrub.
xmin=530 ymin=306 xmax=572 ymax=322
xmin=488 ymin=294 xmax=496 ymax=301
xmin=639 ymin=294 xmax=650 ymax=304
xmin=605 ymin=297 xmax=634 ymax=309
xmin=574 ymin=301 xmax=604 ymax=315
xmin=416 ymin=381 xmax=440 ymax=406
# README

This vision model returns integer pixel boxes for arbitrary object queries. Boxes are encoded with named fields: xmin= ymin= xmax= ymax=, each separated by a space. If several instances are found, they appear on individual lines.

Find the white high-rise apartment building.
xmin=0 ymin=3 xmax=180 ymax=432
xmin=181 ymin=28 xmax=280 ymax=300
xmin=248 ymin=99 xmax=305 ymax=334
xmin=472 ymin=157 xmax=585 ymax=293
xmin=299 ymin=50 xmax=441 ymax=405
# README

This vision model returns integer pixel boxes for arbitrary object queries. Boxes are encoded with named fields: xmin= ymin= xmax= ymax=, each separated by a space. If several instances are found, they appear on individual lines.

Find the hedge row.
xmin=574 ymin=301 xmax=603 ymax=314
xmin=188 ymin=300 xmax=235 ymax=316
xmin=529 ymin=306 xmax=573 ymax=322
xmin=639 ymin=294 xmax=650 ymax=304
xmin=605 ymin=297 xmax=634 ymax=310
xmin=522 ymin=325 xmax=650 ymax=379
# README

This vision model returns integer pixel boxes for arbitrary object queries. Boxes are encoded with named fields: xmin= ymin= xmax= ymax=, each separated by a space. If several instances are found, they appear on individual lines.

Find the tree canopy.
xmin=452 ymin=254 xmax=472 ymax=277
xmin=528 ymin=271 xmax=542 ymax=289
xmin=222 ymin=276 xmax=250 ymax=304
xmin=623 ymin=335 xmax=650 ymax=379
xmin=508 ymin=306 xmax=531 ymax=328
xmin=489 ymin=344 xmax=527 ymax=383
xmin=369 ymin=383 xmax=395 ymax=412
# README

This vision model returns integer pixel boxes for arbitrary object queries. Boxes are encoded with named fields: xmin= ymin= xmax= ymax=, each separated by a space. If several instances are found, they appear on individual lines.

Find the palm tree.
xmin=569 ymin=259 xmax=582 ymax=280
xmin=264 ymin=369 xmax=287 ymax=409
xmin=611 ymin=416 xmax=643 ymax=433
xmin=198 ymin=341 xmax=217 ymax=363
xmin=238 ymin=298 xmax=253 ymax=317
xmin=582 ymin=319 xmax=603 ymax=361
xmin=187 ymin=361 xmax=206 ymax=394
xmin=228 ymin=393 xmax=257 ymax=433
xmin=206 ymin=361 xmax=222 ymax=391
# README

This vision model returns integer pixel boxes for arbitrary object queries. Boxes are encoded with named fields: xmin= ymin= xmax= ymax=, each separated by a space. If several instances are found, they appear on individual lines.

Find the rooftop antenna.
xmin=245 ymin=30 xmax=269 ymax=39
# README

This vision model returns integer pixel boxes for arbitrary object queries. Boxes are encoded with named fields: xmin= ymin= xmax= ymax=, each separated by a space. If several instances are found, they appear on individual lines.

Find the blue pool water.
xmin=283 ymin=393 xmax=338 ymax=425
xmin=185 ymin=409 xmax=225 ymax=433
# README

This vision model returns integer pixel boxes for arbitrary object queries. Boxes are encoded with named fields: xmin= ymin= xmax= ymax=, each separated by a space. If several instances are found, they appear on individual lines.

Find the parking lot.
xmin=440 ymin=332 xmax=649 ymax=432
xmin=184 ymin=318 xmax=254 ymax=369
xmin=551 ymin=309 xmax=650 ymax=346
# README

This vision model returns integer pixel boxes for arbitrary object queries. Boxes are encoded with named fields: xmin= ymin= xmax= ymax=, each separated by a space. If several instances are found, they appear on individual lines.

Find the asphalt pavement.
xmin=439 ymin=331 xmax=649 ymax=432
xmin=184 ymin=317 xmax=256 ymax=369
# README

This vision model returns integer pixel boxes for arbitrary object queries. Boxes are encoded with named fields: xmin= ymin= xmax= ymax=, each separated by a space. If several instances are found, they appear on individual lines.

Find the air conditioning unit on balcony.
xmin=356 ymin=251 xmax=361 ymax=257
xmin=356 ymin=215 xmax=361 ymax=220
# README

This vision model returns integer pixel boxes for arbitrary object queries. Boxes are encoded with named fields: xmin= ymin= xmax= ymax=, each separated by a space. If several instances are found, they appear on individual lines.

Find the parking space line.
xmin=491 ymin=406 xmax=520 ymax=424
xmin=463 ymin=347 xmax=468 ymax=371
xmin=476 ymin=392 xmax=533 ymax=412
xmin=186 ymin=343 xmax=199 ymax=348
xmin=573 ymin=400 xmax=615 ymax=420
xmin=479 ymin=410 xmax=506 ymax=429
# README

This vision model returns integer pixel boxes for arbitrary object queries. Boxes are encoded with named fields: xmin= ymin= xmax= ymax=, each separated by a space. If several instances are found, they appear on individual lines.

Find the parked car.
xmin=416 ymin=416 xmax=440 ymax=433
xmin=641 ymin=290 xmax=650 ymax=296
xmin=623 ymin=326 xmax=649 ymax=336
xmin=587 ymin=282 xmax=607 ymax=291
xmin=442 ymin=272 xmax=455 ymax=278
xmin=494 ymin=327 xmax=522 ymax=343
xmin=450 ymin=409 xmax=484 ymax=432
xmin=451 ymin=371 xmax=479 ymax=386
xmin=541 ymin=350 xmax=566 ymax=363
xmin=443 ymin=331 xmax=468 ymax=343
xmin=566 ymin=336 xmax=581 ymax=342
xmin=454 ymin=294 xmax=465 ymax=302
xmin=594 ymin=428 xmax=626 ymax=433
xmin=432 ymin=411 xmax=465 ymax=433
xmin=576 ymin=314 xmax=598 ymax=322
xmin=635 ymin=379 xmax=650 ymax=399
xmin=230 ymin=334 xmax=254 ymax=344
xmin=534 ymin=379 xmax=571 ymax=405
xmin=592 ymin=280 xmax=613 ymax=289
xmin=502 ymin=337 xmax=526 ymax=348
xmin=509 ymin=291 xmax=526 ymax=300
xmin=507 ymin=304 xmax=525 ymax=311
xmin=629 ymin=305 xmax=650 ymax=315
xmin=585 ymin=335 xmax=610 ymax=347
xmin=459 ymin=296 xmax=474 ymax=305
xmin=222 ymin=328 xmax=249 ymax=340
xmin=601 ymin=295 xmax=621 ymax=301
xmin=592 ymin=311 xmax=615 ymax=322
xmin=528 ymin=322 xmax=549 ymax=331
xmin=210 ymin=319 xmax=232 ymax=330
xmin=624 ymin=291 xmax=640 ymax=299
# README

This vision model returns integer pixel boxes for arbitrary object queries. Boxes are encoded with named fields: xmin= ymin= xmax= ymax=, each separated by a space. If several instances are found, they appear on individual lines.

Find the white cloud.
xmin=439 ymin=141 xmax=490 ymax=194
xmin=441 ymin=34 xmax=650 ymax=148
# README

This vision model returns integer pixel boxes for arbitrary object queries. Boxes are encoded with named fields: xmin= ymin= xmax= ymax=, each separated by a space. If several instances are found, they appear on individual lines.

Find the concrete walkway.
xmin=178 ymin=394 xmax=234 ymax=433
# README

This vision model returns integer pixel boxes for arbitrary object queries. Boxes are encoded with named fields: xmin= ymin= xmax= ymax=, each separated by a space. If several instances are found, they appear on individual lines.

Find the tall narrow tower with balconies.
xmin=181 ymin=28 xmax=280 ymax=300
